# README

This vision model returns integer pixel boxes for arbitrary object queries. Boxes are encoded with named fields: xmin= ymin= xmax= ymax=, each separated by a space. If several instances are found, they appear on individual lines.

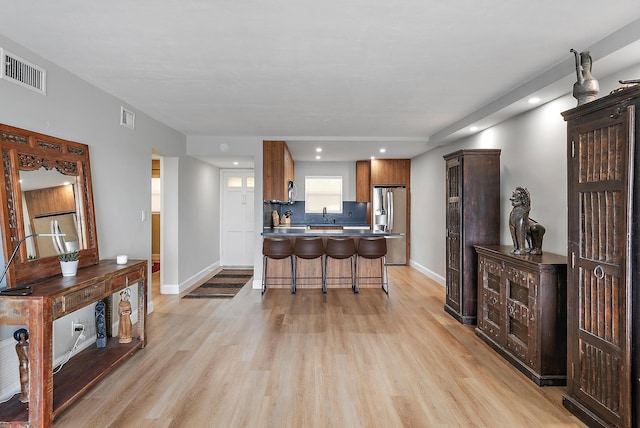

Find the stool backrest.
xmin=263 ymin=238 xmax=292 ymax=259
xmin=357 ymin=237 xmax=387 ymax=259
xmin=294 ymin=237 xmax=325 ymax=259
xmin=326 ymin=238 xmax=356 ymax=259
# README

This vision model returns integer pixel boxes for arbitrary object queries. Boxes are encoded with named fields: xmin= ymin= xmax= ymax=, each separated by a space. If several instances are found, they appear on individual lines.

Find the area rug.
xmin=183 ymin=269 xmax=253 ymax=299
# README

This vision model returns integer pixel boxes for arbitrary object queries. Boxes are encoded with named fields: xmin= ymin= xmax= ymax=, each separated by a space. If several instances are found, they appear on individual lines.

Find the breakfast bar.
xmin=262 ymin=226 xmax=389 ymax=292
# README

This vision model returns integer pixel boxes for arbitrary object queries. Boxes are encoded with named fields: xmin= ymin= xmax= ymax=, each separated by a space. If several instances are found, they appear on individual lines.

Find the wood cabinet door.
xmin=478 ymin=255 xmax=502 ymax=342
xmin=567 ymin=105 xmax=633 ymax=427
xmin=445 ymin=157 xmax=462 ymax=313
xmin=504 ymin=263 xmax=537 ymax=369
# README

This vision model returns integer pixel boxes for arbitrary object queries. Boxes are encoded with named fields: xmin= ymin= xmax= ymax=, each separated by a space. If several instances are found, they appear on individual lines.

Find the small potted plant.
xmin=58 ymin=251 xmax=79 ymax=277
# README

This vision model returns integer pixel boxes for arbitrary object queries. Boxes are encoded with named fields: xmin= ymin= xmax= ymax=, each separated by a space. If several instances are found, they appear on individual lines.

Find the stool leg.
xmin=354 ymin=256 xmax=360 ymax=294
xmin=350 ymin=255 xmax=356 ymax=293
xmin=382 ymin=256 xmax=389 ymax=295
xmin=322 ymin=256 xmax=328 ymax=295
xmin=262 ymin=255 xmax=267 ymax=295
xmin=291 ymin=255 xmax=296 ymax=294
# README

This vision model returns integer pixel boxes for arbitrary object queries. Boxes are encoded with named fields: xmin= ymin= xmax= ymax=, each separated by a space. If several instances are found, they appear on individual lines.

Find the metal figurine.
xmin=570 ymin=49 xmax=599 ymax=105
xmin=14 ymin=328 xmax=29 ymax=403
xmin=509 ymin=187 xmax=545 ymax=255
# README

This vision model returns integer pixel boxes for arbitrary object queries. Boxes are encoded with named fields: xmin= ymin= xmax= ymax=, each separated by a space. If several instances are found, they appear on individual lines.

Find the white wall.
xmin=0 ymin=34 xmax=220 ymax=398
xmin=410 ymin=61 xmax=640 ymax=284
xmin=294 ymin=161 xmax=356 ymax=201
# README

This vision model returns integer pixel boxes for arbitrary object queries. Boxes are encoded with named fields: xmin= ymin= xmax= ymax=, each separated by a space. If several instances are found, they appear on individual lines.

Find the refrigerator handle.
xmin=388 ymin=190 xmax=394 ymax=231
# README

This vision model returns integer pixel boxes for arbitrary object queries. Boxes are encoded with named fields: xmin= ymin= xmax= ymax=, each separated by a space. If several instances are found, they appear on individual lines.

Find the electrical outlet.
xmin=71 ymin=321 xmax=84 ymax=335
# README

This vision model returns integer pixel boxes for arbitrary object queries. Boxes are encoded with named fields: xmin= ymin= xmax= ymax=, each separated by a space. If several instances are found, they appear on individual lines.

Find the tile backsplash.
xmin=263 ymin=201 xmax=368 ymax=227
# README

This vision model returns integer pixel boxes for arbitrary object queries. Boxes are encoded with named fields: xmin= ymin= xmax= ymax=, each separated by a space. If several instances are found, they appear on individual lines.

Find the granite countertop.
xmin=262 ymin=226 xmax=387 ymax=237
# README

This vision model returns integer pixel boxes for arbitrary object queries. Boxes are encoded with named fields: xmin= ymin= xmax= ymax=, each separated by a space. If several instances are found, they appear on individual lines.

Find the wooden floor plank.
xmin=53 ymin=266 xmax=585 ymax=427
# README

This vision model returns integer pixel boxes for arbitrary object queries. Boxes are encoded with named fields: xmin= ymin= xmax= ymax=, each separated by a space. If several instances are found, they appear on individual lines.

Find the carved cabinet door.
xmin=566 ymin=103 xmax=633 ymax=427
xmin=445 ymin=156 xmax=462 ymax=316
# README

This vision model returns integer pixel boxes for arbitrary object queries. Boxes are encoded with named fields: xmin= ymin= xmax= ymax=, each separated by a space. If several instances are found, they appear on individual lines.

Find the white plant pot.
xmin=60 ymin=260 xmax=79 ymax=277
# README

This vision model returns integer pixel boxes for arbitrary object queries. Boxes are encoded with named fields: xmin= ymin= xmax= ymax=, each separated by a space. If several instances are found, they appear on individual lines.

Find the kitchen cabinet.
xmin=355 ymin=160 xmax=371 ymax=202
xmin=0 ymin=260 xmax=147 ymax=428
xmin=370 ymin=159 xmax=410 ymax=186
xmin=263 ymin=140 xmax=294 ymax=201
xmin=561 ymin=85 xmax=640 ymax=427
xmin=444 ymin=149 xmax=500 ymax=324
xmin=475 ymin=245 xmax=567 ymax=386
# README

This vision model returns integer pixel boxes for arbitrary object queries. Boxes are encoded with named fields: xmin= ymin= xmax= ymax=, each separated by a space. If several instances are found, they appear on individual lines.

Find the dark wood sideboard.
xmin=474 ymin=245 xmax=567 ymax=386
xmin=0 ymin=259 xmax=147 ymax=427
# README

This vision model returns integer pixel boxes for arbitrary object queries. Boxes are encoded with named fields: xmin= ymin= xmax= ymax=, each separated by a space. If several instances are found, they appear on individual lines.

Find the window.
xmin=305 ymin=176 xmax=342 ymax=213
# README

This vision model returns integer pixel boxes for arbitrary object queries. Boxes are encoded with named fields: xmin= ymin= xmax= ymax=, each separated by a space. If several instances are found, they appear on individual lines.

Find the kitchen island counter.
xmin=261 ymin=228 xmax=388 ymax=291
xmin=262 ymin=227 xmax=387 ymax=237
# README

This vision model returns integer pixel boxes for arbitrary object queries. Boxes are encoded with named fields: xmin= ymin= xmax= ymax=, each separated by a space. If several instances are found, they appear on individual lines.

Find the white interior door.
xmin=221 ymin=170 xmax=255 ymax=267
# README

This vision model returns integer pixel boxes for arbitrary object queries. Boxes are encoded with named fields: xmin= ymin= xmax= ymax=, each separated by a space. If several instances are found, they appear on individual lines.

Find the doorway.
xmin=221 ymin=170 xmax=254 ymax=267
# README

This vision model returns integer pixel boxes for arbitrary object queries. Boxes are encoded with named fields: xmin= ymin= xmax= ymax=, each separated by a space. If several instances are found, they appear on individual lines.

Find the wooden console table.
xmin=0 ymin=259 xmax=147 ymax=427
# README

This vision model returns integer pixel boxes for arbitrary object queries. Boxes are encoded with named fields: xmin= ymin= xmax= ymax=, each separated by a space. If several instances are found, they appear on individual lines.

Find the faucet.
xmin=322 ymin=207 xmax=327 ymax=217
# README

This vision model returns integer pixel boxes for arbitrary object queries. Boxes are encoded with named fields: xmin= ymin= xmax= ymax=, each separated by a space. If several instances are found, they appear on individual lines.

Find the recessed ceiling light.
xmin=470 ymin=126 xmax=478 ymax=132
xmin=379 ymin=148 xmax=386 ymax=153
xmin=528 ymin=97 xmax=541 ymax=104
xmin=315 ymin=155 xmax=321 ymax=160
xmin=233 ymin=161 xmax=239 ymax=165
xmin=370 ymin=156 xmax=376 ymax=160
xmin=316 ymin=147 xmax=322 ymax=152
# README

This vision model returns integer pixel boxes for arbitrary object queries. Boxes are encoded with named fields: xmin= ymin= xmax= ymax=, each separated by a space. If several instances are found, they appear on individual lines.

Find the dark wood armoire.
xmin=562 ymin=85 xmax=640 ymax=427
xmin=443 ymin=149 xmax=501 ymax=324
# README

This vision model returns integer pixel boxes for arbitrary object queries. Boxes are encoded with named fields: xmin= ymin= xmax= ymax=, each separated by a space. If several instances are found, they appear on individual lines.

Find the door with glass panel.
xmin=221 ymin=170 xmax=255 ymax=266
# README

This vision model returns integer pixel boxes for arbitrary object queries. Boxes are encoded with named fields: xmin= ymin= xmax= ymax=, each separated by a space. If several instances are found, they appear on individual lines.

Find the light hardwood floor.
xmin=53 ymin=266 xmax=585 ymax=427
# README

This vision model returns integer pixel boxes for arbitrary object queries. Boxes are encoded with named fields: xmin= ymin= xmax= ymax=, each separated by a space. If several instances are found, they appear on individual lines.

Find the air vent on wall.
xmin=120 ymin=106 xmax=135 ymax=129
xmin=0 ymin=48 xmax=46 ymax=94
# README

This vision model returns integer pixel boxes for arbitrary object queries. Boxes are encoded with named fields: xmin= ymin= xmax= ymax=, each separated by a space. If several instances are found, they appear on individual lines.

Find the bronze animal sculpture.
xmin=509 ymin=187 xmax=545 ymax=255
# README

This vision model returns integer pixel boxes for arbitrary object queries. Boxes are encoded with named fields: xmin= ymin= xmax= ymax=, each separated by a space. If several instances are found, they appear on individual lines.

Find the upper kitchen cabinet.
xmin=263 ymin=140 xmax=294 ymax=201
xmin=356 ymin=159 xmax=411 ymax=202
xmin=370 ymin=159 xmax=410 ymax=186
xmin=356 ymin=160 xmax=371 ymax=202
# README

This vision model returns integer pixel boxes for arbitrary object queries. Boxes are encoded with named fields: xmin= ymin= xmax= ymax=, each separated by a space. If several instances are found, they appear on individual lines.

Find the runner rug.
xmin=183 ymin=269 xmax=253 ymax=299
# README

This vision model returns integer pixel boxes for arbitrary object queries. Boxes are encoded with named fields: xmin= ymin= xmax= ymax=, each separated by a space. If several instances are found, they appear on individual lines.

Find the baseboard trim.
xmin=409 ymin=260 xmax=445 ymax=285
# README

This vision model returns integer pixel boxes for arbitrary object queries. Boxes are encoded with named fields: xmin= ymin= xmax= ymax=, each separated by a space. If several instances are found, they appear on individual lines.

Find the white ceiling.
xmin=2 ymin=1 xmax=640 ymax=167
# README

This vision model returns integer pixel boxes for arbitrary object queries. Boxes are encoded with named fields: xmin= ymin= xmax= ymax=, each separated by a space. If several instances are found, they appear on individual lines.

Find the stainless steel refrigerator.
xmin=372 ymin=185 xmax=407 ymax=265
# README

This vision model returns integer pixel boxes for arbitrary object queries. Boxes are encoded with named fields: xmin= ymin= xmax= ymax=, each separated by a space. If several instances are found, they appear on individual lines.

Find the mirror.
xmin=20 ymin=169 xmax=84 ymax=259
xmin=0 ymin=123 xmax=99 ymax=287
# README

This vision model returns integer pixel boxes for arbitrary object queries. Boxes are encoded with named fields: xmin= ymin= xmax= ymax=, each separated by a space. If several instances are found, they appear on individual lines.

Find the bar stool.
xmin=293 ymin=237 xmax=325 ymax=294
xmin=356 ymin=237 xmax=389 ymax=294
xmin=324 ymin=237 xmax=356 ymax=294
xmin=262 ymin=237 xmax=294 ymax=295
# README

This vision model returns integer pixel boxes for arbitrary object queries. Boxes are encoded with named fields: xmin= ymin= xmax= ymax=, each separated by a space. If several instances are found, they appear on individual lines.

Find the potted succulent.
xmin=58 ymin=251 xmax=79 ymax=277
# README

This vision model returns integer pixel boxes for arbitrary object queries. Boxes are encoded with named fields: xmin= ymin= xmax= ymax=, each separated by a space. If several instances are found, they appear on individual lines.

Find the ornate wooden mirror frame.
xmin=0 ymin=124 xmax=99 ymax=287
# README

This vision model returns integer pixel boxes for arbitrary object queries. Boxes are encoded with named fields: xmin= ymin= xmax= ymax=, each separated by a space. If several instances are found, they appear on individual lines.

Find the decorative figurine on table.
xmin=570 ymin=48 xmax=599 ymax=106
xmin=95 ymin=300 xmax=107 ymax=348
xmin=14 ymin=328 xmax=29 ymax=403
xmin=509 ymin=187 xmax=545 ymax=255
xmin=118 ymin=288 xmax=132 ymax=344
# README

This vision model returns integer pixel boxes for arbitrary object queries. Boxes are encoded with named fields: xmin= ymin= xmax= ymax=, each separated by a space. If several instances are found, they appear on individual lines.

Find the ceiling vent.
xmin=120 ymin=106 xmax=135 ymax=129
xmin=0 ymin=48 xmax=46 ymax=94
